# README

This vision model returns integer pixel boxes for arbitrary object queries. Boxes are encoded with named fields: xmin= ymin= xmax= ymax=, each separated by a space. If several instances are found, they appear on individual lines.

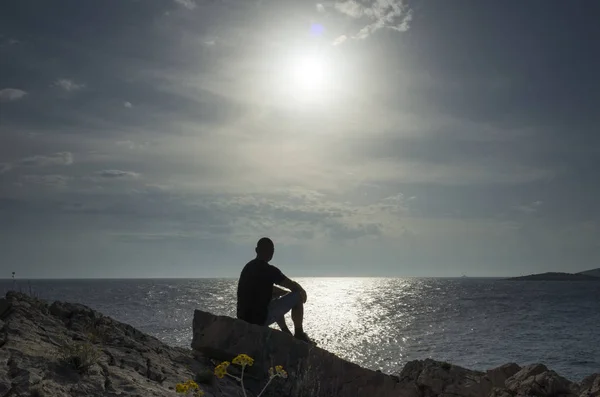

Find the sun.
xmin=283 ymin=51 xmax=332 ymax=103
xmin=291 ymin=56 xmax=327 ymax=92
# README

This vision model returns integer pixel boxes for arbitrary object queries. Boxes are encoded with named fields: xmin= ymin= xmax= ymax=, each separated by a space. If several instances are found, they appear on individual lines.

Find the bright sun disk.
xmin=286 ymin=53 xmax=331 ymax=101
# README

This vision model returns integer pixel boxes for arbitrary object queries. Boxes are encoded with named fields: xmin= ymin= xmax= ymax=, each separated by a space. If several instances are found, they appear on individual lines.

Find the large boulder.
xmin=505 ymin=364 xmax=578 ymax=397
xmin=485 ymin=363 xmax=521 ymax=388
xmin=192 ymin=309 xmax=411 ymax=397
xmin=398 ymin=359 xmax=493 ymax=397
xmin=580 ymin=374 xmax=600 ymax=397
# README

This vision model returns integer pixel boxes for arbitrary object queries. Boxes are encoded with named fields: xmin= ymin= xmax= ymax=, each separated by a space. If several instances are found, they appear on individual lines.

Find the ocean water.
xmin=1 ymin=278 xmax=598 ymax=381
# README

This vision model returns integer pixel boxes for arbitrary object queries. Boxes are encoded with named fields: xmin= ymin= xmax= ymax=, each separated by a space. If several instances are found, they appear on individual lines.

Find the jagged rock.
xmin=505 ymin=363 xmax=577 ymax=397
xmin=0 ymin=292 xmax=243 ymax=397
xmin=0 ymin=298 xmax=11 ymax=318
xmin=580 ymin=374 xmax=600 ymax=397
xmin=485 ymin=363 xmax=521 ymax=388
xmin=192 ymin=309 xmax=410 ymax=397
xmin=398 ymin=359 xmax=493 ymax=397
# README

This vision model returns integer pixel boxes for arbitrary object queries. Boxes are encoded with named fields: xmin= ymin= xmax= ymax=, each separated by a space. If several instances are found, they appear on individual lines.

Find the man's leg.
xmin=266 ymin=292 xmax=313 ymax=343
xmin=291 ymin=299 xmax=304 ymax=335
xmin=266 ymin=292 xmax=302 ymax=333
xmin=275 ymin=317 xmax=292 ymax=334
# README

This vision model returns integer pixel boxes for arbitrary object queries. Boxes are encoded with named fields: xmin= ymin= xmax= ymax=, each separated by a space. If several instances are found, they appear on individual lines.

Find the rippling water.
xmin=2 ymin=278 xmax=598 ymax=381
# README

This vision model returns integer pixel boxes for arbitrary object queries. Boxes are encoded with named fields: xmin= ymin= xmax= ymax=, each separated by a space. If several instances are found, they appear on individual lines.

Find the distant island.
xmin=579 ymin=268 xmax=600 ymax=278
xmin=507 ymin=269 xmax=600 ymax=281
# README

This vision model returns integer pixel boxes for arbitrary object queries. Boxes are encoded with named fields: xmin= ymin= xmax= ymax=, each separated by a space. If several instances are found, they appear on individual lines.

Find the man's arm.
xmin=279 ymin=277 xmax=307 ymax=303
xmin=272 ymin=285 xmax=288 ymax=298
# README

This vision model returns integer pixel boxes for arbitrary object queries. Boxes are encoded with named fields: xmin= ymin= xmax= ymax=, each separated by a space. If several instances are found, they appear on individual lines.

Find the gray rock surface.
xmin=485 ymin=363 xmax=521 ymax=389
xmin=398 ymin=359 xmax=493 ymax=397
xmin=0 ymin=292 xmax=243 ymax=397
xmin=580 ymin=374 xmax=600 ymax=397
xmin=505 ymin=364 xmax=577 ymax=397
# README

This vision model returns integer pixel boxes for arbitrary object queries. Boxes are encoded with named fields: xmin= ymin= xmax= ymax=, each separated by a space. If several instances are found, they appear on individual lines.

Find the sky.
xmin=1 ymin=0 xmax=599 ymax=278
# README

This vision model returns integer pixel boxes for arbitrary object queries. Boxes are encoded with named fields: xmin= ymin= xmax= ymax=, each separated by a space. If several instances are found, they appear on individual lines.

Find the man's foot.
xmin=294 ymin=331 xmax=316 ymax=345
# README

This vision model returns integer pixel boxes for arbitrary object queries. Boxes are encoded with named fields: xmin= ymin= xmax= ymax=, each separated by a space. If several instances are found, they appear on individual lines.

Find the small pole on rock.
xmin=11 ymin=271 xmax=15 ymax=291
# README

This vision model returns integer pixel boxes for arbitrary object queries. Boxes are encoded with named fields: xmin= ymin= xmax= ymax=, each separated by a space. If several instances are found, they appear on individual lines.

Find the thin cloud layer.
xmin=515 ymin=201 xmax=544 ymax=214
xmin=0 ymin=88 xmax=27 ymax=102
xmin=173 ymin=0 xmax=196 ymax=10
xmin=95 ymin=170 xmax=140 ymax=179
xmin=17 ymin=152 xmax=74 ymax=167
xmin=20 ymin=174 xmax=70 ymax=187
xmin=53 ymin=79 xmax=85 ymax=92
xmin=0 ymin=163 xmax=12 ymax=173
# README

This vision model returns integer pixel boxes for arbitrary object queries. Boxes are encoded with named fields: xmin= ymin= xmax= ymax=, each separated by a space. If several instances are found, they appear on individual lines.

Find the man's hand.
xmin=280 ymin=278 xmax=307 ymax=303
xmin=291 ymin=281 xmax=307 ymax=303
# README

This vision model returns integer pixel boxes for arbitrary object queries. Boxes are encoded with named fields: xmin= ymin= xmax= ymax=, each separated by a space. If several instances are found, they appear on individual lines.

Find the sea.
xmin=1 ymin=278 xmax=598 ymax=382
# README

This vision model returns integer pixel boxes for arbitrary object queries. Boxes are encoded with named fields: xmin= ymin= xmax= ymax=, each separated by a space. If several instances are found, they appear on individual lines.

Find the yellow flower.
xmin=232 ymin=353 xmax=254 ymax=367
xmin=214 ymin=361 xmax=230 ymax=379
xmin=268 ymin=365 xmax=288 ymax=379
xmin=185 ymin=380 xmax=199 ymax=390
xmin=176 ymin=380 xmax=204 ymax=395
xmin=275 ymin=365 xmax=288 ymax=379
xmin=175 ymin=383 xmax=189 ymax=393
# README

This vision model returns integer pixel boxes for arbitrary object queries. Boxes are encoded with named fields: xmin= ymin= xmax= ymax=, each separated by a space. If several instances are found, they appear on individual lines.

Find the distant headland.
xmin=507 ymin=268 xmax=600 ymax=281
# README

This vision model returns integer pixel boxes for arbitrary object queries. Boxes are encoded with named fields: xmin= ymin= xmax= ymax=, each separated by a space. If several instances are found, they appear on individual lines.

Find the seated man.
xmin=236 ymin=237 xmax=312 ymax=343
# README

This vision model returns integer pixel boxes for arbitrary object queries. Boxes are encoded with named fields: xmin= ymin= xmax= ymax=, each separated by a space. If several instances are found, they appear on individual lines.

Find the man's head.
xmin=255 ymin=237 xmax=274 ymax=262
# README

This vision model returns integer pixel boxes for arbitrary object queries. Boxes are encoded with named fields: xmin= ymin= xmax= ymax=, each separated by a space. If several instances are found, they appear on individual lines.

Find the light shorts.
xmin=263 ymin=291 xmax=301 ymax=326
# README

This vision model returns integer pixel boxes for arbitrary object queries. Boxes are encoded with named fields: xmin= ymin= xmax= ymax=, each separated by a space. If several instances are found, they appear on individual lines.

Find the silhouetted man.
xmin=237 ymin=237 xmax=312 ymax=343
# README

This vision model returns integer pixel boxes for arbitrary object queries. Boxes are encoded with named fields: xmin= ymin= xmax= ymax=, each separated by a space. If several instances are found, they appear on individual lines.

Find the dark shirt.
xmin=237 ymin=259 xmax=286 ymax=325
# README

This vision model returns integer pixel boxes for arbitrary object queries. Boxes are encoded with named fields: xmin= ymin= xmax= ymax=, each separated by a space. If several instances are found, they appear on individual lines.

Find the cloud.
xmin=0 ymin=88 xmax=27 ymax=102
xmin=216 ymin=189 xmax=407 ymax=243
xmin=335 ymin=0 xmax=364 ymax=18
xmin=18 ymin=152 xmax=74 ymax=167
xmin=20 ymin=174 xmax=70 ymax=187
xmin=0 ymin=163 xmax=13 ymax=174
xmin=316 ymin=3 xmax=326 ymax=13
xmin=332 ymin=35 xmax=348 ymax=45
xmin=173 ymin=0 xmax=196 ymax=9
xmin=54 ymin=79 xmax=85 ymax=92
xmin=0 ymin=38 xmax=20 ymax=47
xmin=514 ymin=200 xmax=543 ymax=214
xmin=334 ymin=0 xmax=412 ymax=41
xmin=95 ymin=169 xmax=140 ymax=179
xmin=124 ymin=101 xmax=133 ymax=108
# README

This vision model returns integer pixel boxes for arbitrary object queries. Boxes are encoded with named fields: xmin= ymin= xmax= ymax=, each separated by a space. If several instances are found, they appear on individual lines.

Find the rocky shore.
xmin=1 ymin=292 xmax=598 ymax=397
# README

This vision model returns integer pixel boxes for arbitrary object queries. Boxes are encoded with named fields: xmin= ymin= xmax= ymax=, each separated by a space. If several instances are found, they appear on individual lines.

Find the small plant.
xmin=86 ymin=322 xmax=110 ymax=344
xmin=58 ymin=340 xmax=101 ymax=374
xmin=214 ymin=353 xmax=288 ymax=397
xmin=175 ymin=380 xmax=205 ymax=396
